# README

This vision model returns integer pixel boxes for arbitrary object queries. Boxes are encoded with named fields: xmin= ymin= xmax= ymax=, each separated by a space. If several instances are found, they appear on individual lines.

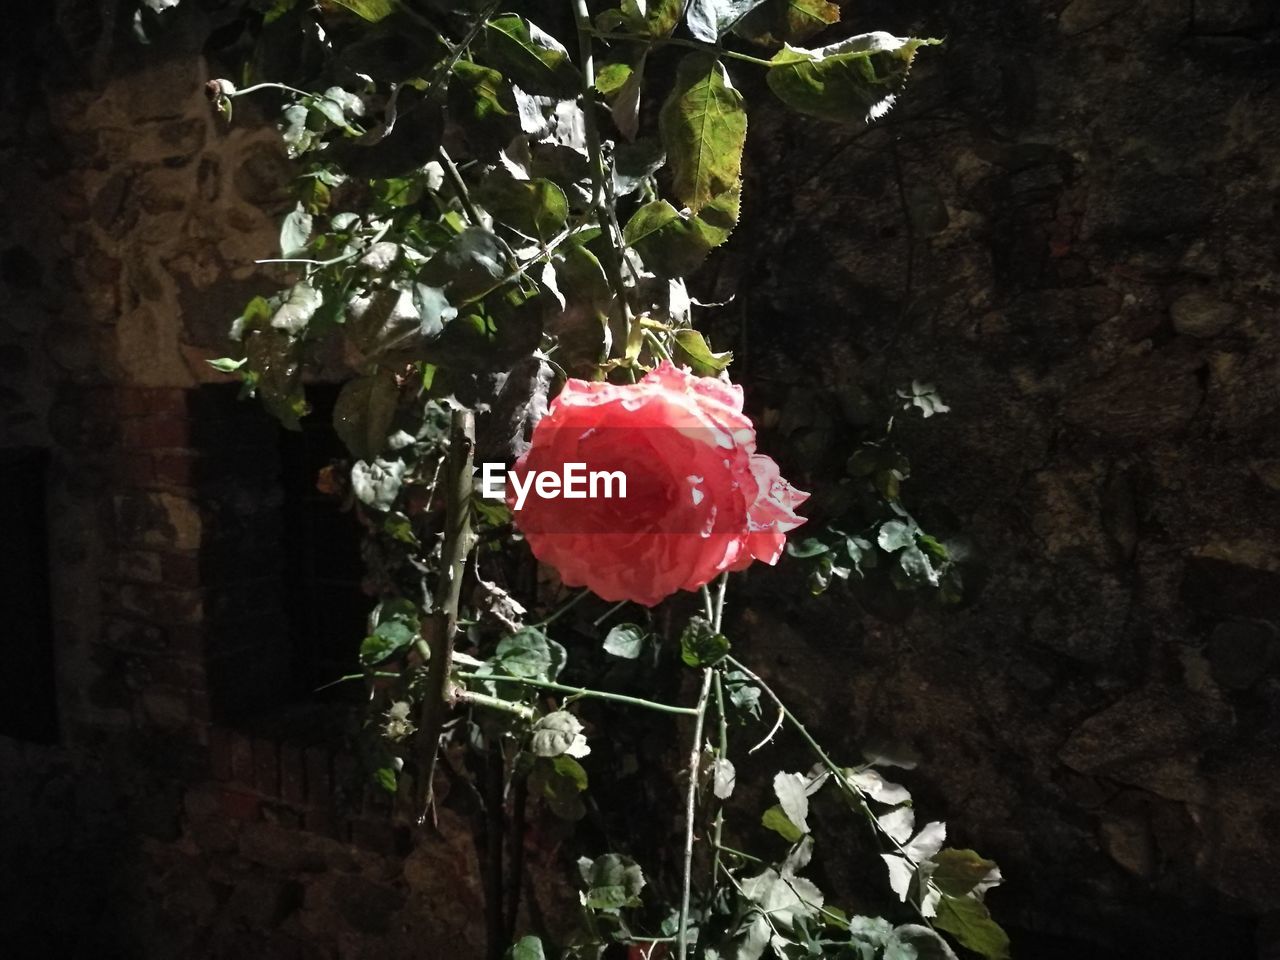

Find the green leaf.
xmin=898 ymin=544 xmax=940 ymax=587
xmin=505 ymin=936 xmax=546 ymax=960
xmin=206 ymin=357 xmax=246 ymax=373
xmin=359 ymin=620 xmax=416 ymax=667
xmin=374 ymin=765 xmax=397 ymax=792
xmin=351 ymin=457 xmax=406 ymax=510
xmin=328 ymin=0 xmax=394 ymax=21
xmin=552 ymin=754 xmax=589 ymax=791
xmin=686 ymin=0 xmax=772 ymax=42
xmin=623 ymin=187 xmax=740 ymax=277
xmin=582 ymin=853 xmax=646 ymax=912
xmin=483 ymin=15 xmax=581 ymax=99
xmin=530 ymin=710 xmax=590 ymax=758
xmin=891 ymin=925 xmax=960 ymax=960
xmin=931 ymin=849 xmax=1000 ymax=898
xmin=877 ymin=519 xmax=915 ymax=552
xmin=933 ymin=896 xmax=1010 ymax=960
xmin=595 ymin=61 xmax=632 ymax=97
xmin=421 ymin=227 xmax=511 ymax=301
xmin=450 ymin=60 xmax=511 ymax=121
xmin=773 ymin=770 xmax=810 ymax=833
xmin=766 ymin=33 xmax=940 ymax=123
xmin=497 ymin=627 xmax=555 ymax=680
xmin=787 ymin=537 xmax=830 ymax=559
xmin=680 ymin=616 xmax=729 ymax=667
xmin=761 ymin=803 xmax=805 ymax=842
xmin=612 ymin=137 xmax=666 ymax=197
xmin=621 ymin=0 xmax=683 ymax=37
xmin=244 ymin=329 xmax=307 ymax=429
xmin=476 ymin=174 xmax=569 ymax=242
xmin=736 ymin=0 xmax=840 ymax=46
xmin=602 ymin=623 xmax=646 ymax=659
xmin=673 ymin=328 xmax=733 ymax=374
xmin=334 ymin=371 xmax=399 ymax=461
xmin=658 ymin=54 xmax=747 ymax=213
xmin=280 ymin=203 xmax=313 ymax=257
xmin=271 ymin=282 xmax=323 ymax=334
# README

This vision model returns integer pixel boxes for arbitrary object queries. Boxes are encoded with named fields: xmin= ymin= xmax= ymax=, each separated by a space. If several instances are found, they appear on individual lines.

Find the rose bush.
xmin=508 ymin=362 xmax=809 ymax=606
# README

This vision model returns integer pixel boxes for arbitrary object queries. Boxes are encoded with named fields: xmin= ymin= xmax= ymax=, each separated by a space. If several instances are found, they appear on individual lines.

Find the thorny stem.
xmin=572 ymin=0 xmax=634 ymax=333
xmin=677 ymin=573 xmax=730 ymax=960
xmin=440 ymin=146 xmax=484 ymax=225
xmin=724 ymin=655 xmax=941 ymax=924
xmin=677 ymin=667 xmax=715 ymax=960
xmin=454 ymin=671 xmax=700 ymax=717
xmin=415 ymin=410 xmax=476 ymax=824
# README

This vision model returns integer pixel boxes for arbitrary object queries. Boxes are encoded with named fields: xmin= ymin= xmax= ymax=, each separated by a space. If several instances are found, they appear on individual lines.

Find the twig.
xmin=748 ymin=707 xmax=785 ymax=754
xmin=454 ymin=671 xmax=700 ymax=717
xmin=589 ymin=29 xmax=776 ymax=68
xmin=415 ymin=410 xmax=477 ymax=824
xmin=676 ymin=666 xmax=715 ymax=960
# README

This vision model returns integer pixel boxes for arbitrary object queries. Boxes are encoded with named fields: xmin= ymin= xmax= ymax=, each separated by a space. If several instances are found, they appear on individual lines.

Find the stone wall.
xmin=725 ymin=0 xmax=1280 ymax=956
xmin=1 ymin=0 xmax=1278 ymax=958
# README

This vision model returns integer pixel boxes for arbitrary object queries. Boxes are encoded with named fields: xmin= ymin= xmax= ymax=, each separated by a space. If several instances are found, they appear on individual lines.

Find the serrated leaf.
xmin=476 ymin=174 xmax=568 ymax=242
xmin=877 ymin=519 xmax=915 ymax=552
xmin=497 ymin=627 xmax=555 ymax=679
xmin=686 ymin=0 xmax=772 ymax=42
xmin=931 ymin=849 xmax=1000 ymax=898
xmin=767 ymin=33 xmax=940 ymax=123
xmin=737 ymin=0 xmax=841 ymax=45
xmin=530 ymin=710 xmax=590 ymax=758
xmin=773 ymin=771 xmax=810 ymax=834
xmin=359 ymin=620 xmax=415 ymax=667
xmin=761 ymin=804 xmax=804 ymax=842
xmin=712 ymin=757 xmax=736 ymax=799
xmin=421 ymin=227 xmax=511 ymax=301
xmin=351 ymin=457 xmax=405 ymax=510
xmin=483 ymin=15 xmax=581 ymax=99
xmin=658 ymin=54 xmax=746 ymax=213
xmin=613 ymin=137 xmax=666 ymax=196
xmin=603 ymin=623 xmax=646 ymax=659
xmin=933 ymin=896 xmax=1010 ymax=960
xmin=621 ymin=0 xmax=683 ymax=37
xmin=328 ymin=0 xmax=394 ymax=22
xmin=505 ymin=936 xmax=546 ymax=960
xmin=673 ymin=328 xmax=733 ymax=374
xmin=583 ymin=853 xmax=646 ymax=911
xmin=280 ymin=203 xmax=313 ymax=257
xmin=271 ymin=282 xmax=323 ymax=334
xmin=334 ymin=371 xmax=399 ymax=461
xmin=623 ymin=187 xmax=740 ymax=277
xmin=680 ymin=616 xmax=730 ymax=666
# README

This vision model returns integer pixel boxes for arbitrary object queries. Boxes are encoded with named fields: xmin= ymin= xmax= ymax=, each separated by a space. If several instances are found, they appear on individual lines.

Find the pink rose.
xmin=507 ymin=362 xmax=808 ymax=606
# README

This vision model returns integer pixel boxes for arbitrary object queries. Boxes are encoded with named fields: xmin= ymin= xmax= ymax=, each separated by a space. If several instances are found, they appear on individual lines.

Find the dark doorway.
xmin=0 ymin=448 xmax=57 ymax=743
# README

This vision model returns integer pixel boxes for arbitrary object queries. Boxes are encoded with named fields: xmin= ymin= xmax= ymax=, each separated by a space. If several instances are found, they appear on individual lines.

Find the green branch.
xmin=454 ymin=671 xmax=701 ymax=717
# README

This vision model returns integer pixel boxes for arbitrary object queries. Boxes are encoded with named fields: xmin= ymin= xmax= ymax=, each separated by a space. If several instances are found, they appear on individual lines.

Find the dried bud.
xmin=204 ymin=78 xmax=237 ymax=100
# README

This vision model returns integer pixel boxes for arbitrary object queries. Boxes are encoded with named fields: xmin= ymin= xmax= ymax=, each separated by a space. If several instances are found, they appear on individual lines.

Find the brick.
xmin=280 ymin=743 xmax=306 ymax=807
xmin=111 ymin=453 xmax=155 ymax=487
xmin=121 ymin=414 xmax=190 ymax=449
xmin=209 ymin=726 xmax=234 ymax=780
xmin=154 ymin=451 xmax=200 ymax=487
xmin=253 ymin=737 xmax=279 ymax=797
xmin=162 ymin=551 xmax=202 ymax=588
xmin=116 ymin=387 xmax=187 ymax=417
xmin=110 ymin=583 xmax=203 ymax=624
xmin=229 ymin=732 xmax=255 ymax=784
xmin=116 ymin=549 xmax=163 ymax=583
xmin=101 ymin=615 xmax=167 ymax=652
xmin=218 ymin=788 xmax=261 ymax=822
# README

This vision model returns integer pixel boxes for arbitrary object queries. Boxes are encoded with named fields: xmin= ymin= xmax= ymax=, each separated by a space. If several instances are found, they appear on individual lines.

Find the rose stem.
xmin=415 ymin=409 xmax=476 ymax=825
xmin=677 ymin=573 xmax=730 ymax=960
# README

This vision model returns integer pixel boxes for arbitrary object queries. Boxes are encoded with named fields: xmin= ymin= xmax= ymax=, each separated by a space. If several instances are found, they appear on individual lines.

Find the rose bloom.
xmin=507 ymin=362 xmax=808 ymax=606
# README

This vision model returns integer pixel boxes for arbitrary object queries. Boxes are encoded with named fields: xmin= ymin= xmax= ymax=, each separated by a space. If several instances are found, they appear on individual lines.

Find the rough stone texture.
xmin=721 ymin=1 xmax=1280 ymax=956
